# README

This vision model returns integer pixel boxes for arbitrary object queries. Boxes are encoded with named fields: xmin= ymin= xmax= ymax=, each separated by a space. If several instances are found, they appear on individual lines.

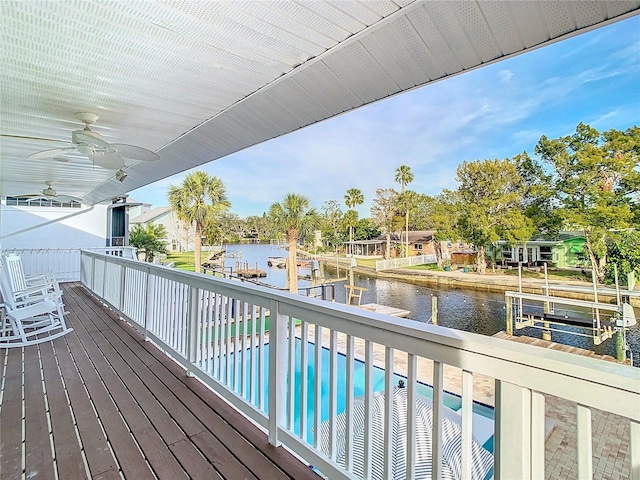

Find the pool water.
xmin=222 ymin=339 xmax=494 ymax=451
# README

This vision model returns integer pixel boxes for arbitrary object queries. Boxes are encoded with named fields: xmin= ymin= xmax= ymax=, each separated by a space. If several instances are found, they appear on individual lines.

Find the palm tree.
xmin=395 ymin=165 xmax=414 ymax=257
xmin=268 ymin=194 xmax=318 ymax=294
xmin=168 ymin=171 xmax=230 ymax=273
xmin=344 ymin=188 xmax=364 ymax=251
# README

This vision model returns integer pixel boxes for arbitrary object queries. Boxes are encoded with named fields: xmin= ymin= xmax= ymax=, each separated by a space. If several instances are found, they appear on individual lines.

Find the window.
xmin=4 ymin=196 xmax=81 ymax=208
xmin=414 ymin=243 xmax=423 ymax=250
xmin=539 ymin=246 xmax=553 ymax=262
xmin=501 ymin=246 xmax=513 ymax=261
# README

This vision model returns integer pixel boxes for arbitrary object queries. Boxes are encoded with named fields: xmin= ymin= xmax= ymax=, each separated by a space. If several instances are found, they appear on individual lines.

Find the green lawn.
xmin=166 ymin=252 xmax=196 ymax=271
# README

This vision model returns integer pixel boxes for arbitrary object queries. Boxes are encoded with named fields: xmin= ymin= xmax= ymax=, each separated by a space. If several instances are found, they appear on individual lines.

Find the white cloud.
xmin=498 ymin=69 xmax=514 ymax=83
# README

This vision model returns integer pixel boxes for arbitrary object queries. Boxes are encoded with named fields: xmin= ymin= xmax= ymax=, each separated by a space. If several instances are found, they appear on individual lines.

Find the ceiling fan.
xmin=17 ymin=182 xmax=83 ymax=203
xmin=28 ymin=113 xmax=160 ymax=169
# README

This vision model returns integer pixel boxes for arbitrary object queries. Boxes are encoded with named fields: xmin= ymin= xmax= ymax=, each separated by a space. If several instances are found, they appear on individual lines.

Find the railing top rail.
xmin=82 ymin=250 xmax=640 ymax=419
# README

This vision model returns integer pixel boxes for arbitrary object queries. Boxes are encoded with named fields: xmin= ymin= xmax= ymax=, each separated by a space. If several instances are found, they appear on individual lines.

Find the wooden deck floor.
xmin=0 ymin=283 xmax=320 ymax=480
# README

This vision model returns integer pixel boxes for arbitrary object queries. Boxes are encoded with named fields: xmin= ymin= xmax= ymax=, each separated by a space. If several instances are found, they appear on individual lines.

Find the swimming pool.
xmin=221 ymin=339 xmax=494 ymax=452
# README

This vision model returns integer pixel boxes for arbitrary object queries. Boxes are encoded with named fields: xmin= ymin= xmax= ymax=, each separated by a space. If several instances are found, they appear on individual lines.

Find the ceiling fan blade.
xmin=28 ymin=147 xmax=77 ymax=159
xmin=93 ymin=152 xmax=124 ymax=169
xmin=112 ymin=144 xmax=159 ymax=161
xmin=74 ymin=131 xmax=112 ymax=149
xmin=1 ymin=134 xmax=72 ymax=143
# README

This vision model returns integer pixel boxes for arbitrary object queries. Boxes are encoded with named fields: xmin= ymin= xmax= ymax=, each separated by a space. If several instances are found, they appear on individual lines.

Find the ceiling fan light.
xmin=77 ymin=144 xmax=95 ymax=155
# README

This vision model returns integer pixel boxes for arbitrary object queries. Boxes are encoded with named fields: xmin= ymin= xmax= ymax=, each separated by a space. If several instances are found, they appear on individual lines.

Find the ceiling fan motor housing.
xmin=72 ymin=128 xmax=102 ymax=145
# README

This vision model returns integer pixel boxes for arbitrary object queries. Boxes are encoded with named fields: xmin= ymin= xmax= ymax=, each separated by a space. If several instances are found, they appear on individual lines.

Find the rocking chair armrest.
xmin=25 ymin=272 xmax=58 ymax=288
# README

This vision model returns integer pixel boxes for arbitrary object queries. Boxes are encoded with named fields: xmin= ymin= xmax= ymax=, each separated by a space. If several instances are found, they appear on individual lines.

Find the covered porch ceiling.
xmin=2 ymin=1 xmax=638 ymax=206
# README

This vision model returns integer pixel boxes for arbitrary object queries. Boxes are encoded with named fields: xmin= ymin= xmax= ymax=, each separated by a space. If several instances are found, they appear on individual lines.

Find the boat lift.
xmin=505 ymin=264 xmax=637 ymax=360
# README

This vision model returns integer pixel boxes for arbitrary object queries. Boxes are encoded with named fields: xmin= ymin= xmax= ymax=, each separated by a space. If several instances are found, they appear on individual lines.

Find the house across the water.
xmin=344 ymin=231 xmax=469 ymax=258
xmin=496 ymin=232 xmax=588 ymax=268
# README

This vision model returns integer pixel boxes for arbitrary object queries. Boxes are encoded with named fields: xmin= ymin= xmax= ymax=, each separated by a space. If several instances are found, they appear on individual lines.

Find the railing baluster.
xmin=186 ymin=286 xmax=198 ymax=377
xmin=313 ymin=324 xmax=323 ymax=449
xmin=384 ymin=346 xmax=394 ymax=479
xmin=407 ymin=354 xmax=417 ymax=480
xmin=577 ymin=404 xmax=593 ymax=479
xmin=328 ymin=329 xmax=337 ymax=460
xmin=233 ymin=299 xmax=244 ymax=394
xmin=268 ymin=299 xmax=286 ymax=447
xmin=212 ymin=293 xmax=220 ymax=378
xmin=234 ymin=299 xmax=241 ymax=392
xmin=225 ymin=296 xmax=232 ymax=386
xmin=300 ymin=321 xmax=309 ymax=441
xmin=288 ymin=316 xmax=296 ymax=431
xmin=258 ymin=306 xmax=266 ymax=411
xmin=460 ymin=370 xmax=473 ymax=480
xmin=363 ymin=340 xmax=373 ymax=480
xmin=249 ymin=302 xmax=255 ymax=404
xmin=242 ymin=301 xmax=249 ymax=399
xmin=345 ymin=334 xmax=354 ymax=472
xmin=432 ymin=361 xmax=444 ymax=480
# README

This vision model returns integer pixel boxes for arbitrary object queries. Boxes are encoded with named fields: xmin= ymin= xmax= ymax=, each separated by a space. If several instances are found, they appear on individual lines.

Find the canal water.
xmin=216 ymin=243 xmax=640 ymax=364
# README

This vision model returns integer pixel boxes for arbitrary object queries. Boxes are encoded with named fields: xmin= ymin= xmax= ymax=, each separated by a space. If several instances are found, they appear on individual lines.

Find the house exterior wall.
xmin=130 ymin=209 xmax=194 ymax=252
xmin=0 ymin=202 xmax=111 ymax=249
xmin=495 ymin=236 xmax=588 ymax=267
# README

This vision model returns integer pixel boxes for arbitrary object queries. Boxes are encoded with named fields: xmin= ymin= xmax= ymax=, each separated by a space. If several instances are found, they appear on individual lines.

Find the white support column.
xmin=268 ymin=299 xmax=287 ymax=447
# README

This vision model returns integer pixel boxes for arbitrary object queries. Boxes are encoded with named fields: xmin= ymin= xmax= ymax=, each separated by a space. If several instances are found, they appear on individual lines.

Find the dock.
xmin=492 ymin=331 xmax=625 ymax=364
xmin=234 ymin=261 xmax=267 ymax=278
xmin=354 ymin=303 xmax=411 ymax=318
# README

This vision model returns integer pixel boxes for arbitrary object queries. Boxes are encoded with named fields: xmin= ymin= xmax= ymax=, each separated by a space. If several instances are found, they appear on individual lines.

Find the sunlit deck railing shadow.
xmin=78 ymin=250 xmax=639 ymax=480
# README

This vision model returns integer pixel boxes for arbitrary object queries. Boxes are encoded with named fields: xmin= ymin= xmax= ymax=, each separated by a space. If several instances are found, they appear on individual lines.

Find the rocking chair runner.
xmin=0 ymin=257 xmax=72 ymax=348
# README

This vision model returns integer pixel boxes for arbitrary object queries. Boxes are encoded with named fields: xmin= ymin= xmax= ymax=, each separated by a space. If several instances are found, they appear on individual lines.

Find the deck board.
xmin=23 ymin=344 xmax=56 ymax=480
xmin=1 ymin=343 xmax=23 ymax=479
xmin=0 ymin=282 xmax=319 ymax=480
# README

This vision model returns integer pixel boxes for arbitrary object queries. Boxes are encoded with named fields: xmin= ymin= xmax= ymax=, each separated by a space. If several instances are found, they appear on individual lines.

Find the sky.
xmin=130 ymin=16 xmax=640 ymax=218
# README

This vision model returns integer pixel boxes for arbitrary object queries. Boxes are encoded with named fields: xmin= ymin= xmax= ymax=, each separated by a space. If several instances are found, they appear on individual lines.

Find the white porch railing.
xmin=80 ymin=250 xmax=640 ymax=480
xmin=376 ymin=253 xmax=450 ymax=271
xmin=5 ymin=247 xmax=137 ymax=282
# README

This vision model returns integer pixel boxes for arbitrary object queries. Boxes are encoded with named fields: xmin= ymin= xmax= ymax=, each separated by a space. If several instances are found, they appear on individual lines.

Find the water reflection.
xmin=217 ymin=244 xmax=639 ymax=364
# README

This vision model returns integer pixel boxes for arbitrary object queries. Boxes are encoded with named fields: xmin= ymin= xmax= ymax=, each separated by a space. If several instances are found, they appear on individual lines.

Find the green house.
xmin=496 ymin=232 xmax=589 ymax=268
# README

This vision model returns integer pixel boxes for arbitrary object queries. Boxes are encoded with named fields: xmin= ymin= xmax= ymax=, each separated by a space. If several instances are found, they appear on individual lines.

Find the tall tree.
xmin=454 ymin=159 xmax=534 ymax=274
xmin=395 ymin=165 xmax=414 ymax=256
xmin=268 ymin=194 xmax=319 ymax=293
xmin=168 ymin=171 xmax=230 ymax=273
xmin=416 ymin=192 xmax=461 ymax=267
xmin=371 ymin=188 xmax=399 ymax=259
xmin=534 ymin=123 xmax=639 ymax=282
xmin=344 ymin=188 xmax=364 ymax=248
xmin=320 ymin=200 xmax=344 ymax=250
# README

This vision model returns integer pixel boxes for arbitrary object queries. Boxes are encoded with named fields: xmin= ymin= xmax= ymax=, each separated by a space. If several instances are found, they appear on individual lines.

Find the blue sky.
xmin=130 ymin=16 xmax=640 ymax=218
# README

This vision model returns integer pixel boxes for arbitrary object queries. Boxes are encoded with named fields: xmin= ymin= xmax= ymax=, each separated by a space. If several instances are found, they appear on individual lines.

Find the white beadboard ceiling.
xmin=1 ymin=1 xmax=638 ymax=205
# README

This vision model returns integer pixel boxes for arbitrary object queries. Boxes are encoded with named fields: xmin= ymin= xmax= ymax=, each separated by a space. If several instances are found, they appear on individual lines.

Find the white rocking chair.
xmin=0 ymin=258 xmax=72 ymax=348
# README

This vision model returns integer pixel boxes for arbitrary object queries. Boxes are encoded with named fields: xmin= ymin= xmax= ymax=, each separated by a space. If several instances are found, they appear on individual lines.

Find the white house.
xmin=0 ymin=195 xmax=139 ymax=250
xmin=129 ymin=206 xmax=193 ymax=252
